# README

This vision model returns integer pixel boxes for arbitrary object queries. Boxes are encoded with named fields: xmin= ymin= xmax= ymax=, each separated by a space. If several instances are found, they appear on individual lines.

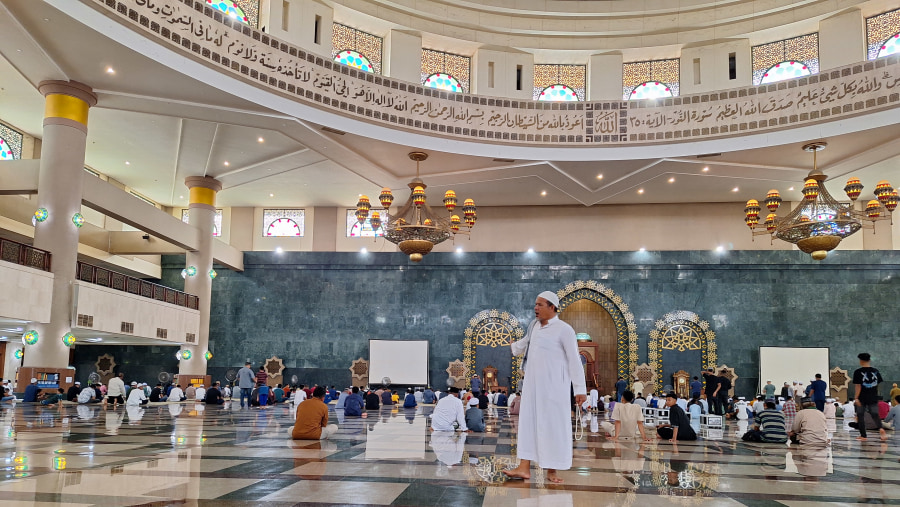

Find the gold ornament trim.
xmin=648 ymin=311 xmax=717 ymax=394
xmin=463 ymin=309 xmax=524 ymax=390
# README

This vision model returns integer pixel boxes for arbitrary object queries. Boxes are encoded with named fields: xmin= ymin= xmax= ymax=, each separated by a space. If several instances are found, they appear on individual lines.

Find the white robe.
xmin=511 ymin=316 xmax=586 ymax=470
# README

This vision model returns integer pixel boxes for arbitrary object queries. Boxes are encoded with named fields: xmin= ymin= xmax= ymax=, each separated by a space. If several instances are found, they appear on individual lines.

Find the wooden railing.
xmin=76 ymin=261 xmax=199 ymax=310
xmin=0 ymin=238 xmax=51 ymax=271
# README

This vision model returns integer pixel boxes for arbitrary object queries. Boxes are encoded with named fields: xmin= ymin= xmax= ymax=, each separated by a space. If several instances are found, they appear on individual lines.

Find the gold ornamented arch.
xmin=648 ymin=311 xmax=717 ymax=394
xmin=557 ymin=280 xmax=638 ymax=380
xmin=463 ymin=309 xmax=525 ymax=390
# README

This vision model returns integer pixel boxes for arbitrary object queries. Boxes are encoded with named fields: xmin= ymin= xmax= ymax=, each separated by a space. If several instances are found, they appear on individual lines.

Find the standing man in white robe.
xmin=503 ymin=291 xmax=587 ymax=484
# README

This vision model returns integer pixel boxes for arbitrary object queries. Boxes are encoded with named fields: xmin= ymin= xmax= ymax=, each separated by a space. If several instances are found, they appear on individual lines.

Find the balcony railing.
xmin=76 ymin=261 xmax=199 ymax=310
xmin=0 ymin=238 xmax=51 ymax=271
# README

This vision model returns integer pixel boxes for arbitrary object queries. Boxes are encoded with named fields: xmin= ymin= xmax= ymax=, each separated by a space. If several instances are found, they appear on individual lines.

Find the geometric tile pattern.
xmin=866 ymin=8 xmax=900 ymax=60
xmin=648 ymin=310 xmax=717 ymax=394
xmin=0 ymin=403 xmax=895 ymax=505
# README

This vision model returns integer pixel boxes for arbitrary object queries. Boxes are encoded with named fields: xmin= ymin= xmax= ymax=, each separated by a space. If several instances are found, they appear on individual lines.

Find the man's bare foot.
xmin=880 ymin=431 xmax=889 ymax=441
xmin=503 ymin=468 xmax=530 ymax=480
xmin=546 ymin=471 xmax=564 ymax=484
xmin=856 ymin=436 xmax=868 ymax=441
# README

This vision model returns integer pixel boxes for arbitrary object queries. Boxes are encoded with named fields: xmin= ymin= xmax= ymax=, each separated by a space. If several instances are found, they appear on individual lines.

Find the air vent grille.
xmin=185 ymin=333 xmax=196 ymax=343
xmin=156 ymin=328 xmax=168 ymax=339
xmin=120 ymin=322 xmax=134 ymax=334
xmin=77 ymin=314 xmax=94 ymax=327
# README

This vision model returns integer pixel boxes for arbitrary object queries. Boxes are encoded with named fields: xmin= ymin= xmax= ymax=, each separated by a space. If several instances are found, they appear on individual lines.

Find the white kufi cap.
xmin=537 ymin=290 xmax=560 ymax=309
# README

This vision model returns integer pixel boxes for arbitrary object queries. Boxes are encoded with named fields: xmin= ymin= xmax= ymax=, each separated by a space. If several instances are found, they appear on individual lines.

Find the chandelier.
xmin=743 ymin=141 xmax=897 ymax=261
xmin=355 ymin=152 xmax=477 ymax=262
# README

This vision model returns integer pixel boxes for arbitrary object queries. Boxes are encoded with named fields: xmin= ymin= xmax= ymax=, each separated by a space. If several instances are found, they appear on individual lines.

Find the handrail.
xmin=0 ymin=238 xmax=51 ymax=271
xmin=76 ymin=261 xmax=199 ymax=310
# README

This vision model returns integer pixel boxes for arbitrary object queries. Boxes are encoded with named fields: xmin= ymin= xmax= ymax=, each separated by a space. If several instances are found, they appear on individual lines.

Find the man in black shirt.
xmin=149 ymin=383 xmax=167 ymax=402
xmin=853 ymin=352 xmax=887 ymax=441
xmin=66 ymin=382 xmax=82 ymax=402
xmin=204 ymin=382 xmax=224 ymax=404
xmin=715 ymin=370 xmax=732 ymax=417
xmin=656 ymin=393 xmax=697 ymax=441
xmin=365 ymin=390 xmax=380 ymax=410
xmin=477 ymin=392 xmax=489 ymax=410
xmin=702 ymin=368 xmax=719 ymax=414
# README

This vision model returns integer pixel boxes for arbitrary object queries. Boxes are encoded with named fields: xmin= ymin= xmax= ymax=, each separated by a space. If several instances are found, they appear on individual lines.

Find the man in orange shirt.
xmin=291 ymin=386 xmax=338 ymax=440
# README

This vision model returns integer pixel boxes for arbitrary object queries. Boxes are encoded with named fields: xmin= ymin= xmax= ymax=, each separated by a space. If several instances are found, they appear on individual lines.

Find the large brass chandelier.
xmin=355 ymin=152 xmax=477 ymax=262
xmin=743 ymin=142 xmax=897 ymax=261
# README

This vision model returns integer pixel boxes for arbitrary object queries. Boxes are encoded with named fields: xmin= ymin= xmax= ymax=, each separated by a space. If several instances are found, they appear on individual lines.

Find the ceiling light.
xmin=716 ymin=245 xmax=725 ymax=253
xmin=526 ymin=248 xmax=535 ymax=254
xmin=455 ymin=247 xmax=463 ymax=254
xmin=125 ymin=161 xmax=130 ymax=165
xmin=638 ymin=188 xmax=644 ymax=194
xmin=597 ymin=174 xmax=603 ymax=180
xmin=732 ymin=187 xmax=739 ymax=192
xmin=788 ymin=187 xmax=794 ymax=191
xmin=360 ymin=247 xmax=368 ymax=254
xmin=275 ymin=247 xmax=283 ymax=254
xmin=639 ymin=247 xmax=646 ymax=252
xmin=269 ymin=193 xmax=274 ymax=197
xmin=223 ymin=161 xmax=230 ymax=166
xmin=668 ymin=177 xmax=675 ymax=183
xmin=179 ymin=195 xmax=184 ymax=199
xmin=702 ymin=167 xmax=709 ymax=172
xmin=106 ymin=67 xmax=115 ymax=74
xmin=258 ymin=137 xmax=265 ymax=143
xmin=541 ymin=191 xmax=547 ymax=196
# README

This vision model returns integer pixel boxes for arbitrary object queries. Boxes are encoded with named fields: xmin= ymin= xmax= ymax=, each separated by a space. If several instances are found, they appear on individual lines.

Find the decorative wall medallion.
xmin=648 ymin=311 xmax=717 ymax=394
xmin=463 ymin=309 xmax=524 ymax=390
xmin=95 ymin=353 xmax=115 ymax=376
xmin=446 ymin=359 xmax=467 ymax=389
xmin=264 ymin=355 xmax=285 ymax=384
xmin=557 ymin=280 xmax=638 ymax=381
xmin=829 ymin=366 xmax=850 ymax=393
xmin=715 ymin=364 xmax=738 ymax=396
xmin=632 ymin=363 xmax=657 ymax=396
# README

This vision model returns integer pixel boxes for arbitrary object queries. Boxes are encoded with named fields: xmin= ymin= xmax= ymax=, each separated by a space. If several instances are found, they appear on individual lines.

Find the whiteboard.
xmin=758 ymin=347 xmax=829 ymax=396
xmin=369 ymin=340 xmax=429 ymax=385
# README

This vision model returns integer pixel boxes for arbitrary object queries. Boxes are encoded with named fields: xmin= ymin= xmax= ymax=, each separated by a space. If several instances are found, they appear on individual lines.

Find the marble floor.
xmin=0 ymin=401 xmax=895 ymax=506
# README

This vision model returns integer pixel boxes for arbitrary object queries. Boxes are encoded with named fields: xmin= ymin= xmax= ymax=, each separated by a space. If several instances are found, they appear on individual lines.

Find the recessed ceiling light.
xmin=732 ymin=187 xmax=739 ymax=192
xmin=526 ymin=248 xmax=535 ymax=254
xmin=455 ymin=247 xmax=463 ymax=254
xmin=223 ymin=161 xmax=230 ymax=166
xmin=106 ymin=67 xmax=115 ymax=74
xmin=179 ymin=195 xmax=184 ymax=199
xmin=638 ymin=188 xmax=644 ymax=194
xmin=639 ymin=247 xmax=646 ymax=252
xmin=788 ymin=187 xmax=795 ymax=191
xmin=258 ymin=137 xmax=265 ymax=143
xmin=275 ymin=247 xmax=284 ymax=254
xmin=125 ymin=161 xmax=130 ymax=165
xmin=702 ymin=166 xmax=709 ymax=172
xmin=541 ymin=190 xmax=547 ymax=196
xmin=716 ymin=245 xmax=725 ymax=253
xmin=269 ymin=193 xmax=274 ymax=197
xmin=360 ymin=247 xmax=368 ymax=254
xmin=668 ymin=177 xmax=675 ymax=183
xmin=597 ymin=174 xmax=603 ymax=180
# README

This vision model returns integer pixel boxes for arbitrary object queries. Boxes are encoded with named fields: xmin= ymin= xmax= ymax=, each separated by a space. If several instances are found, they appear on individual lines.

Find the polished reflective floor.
xmin=0 ymin=401 xmax=896 ymax=506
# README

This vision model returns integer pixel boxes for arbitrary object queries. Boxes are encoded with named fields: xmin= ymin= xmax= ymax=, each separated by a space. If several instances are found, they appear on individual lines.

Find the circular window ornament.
xmin=334 ymin=50 xmax=375 ymax=73
xmin=629 ymin=81 xmax=673 ymax=100
xmin=423 ymin=73 xmax=463 ymax=93
xmin=538 ymin=84 xmax=579 ymax=102
xmin=760 ymin=61 xmax=811 ymax=85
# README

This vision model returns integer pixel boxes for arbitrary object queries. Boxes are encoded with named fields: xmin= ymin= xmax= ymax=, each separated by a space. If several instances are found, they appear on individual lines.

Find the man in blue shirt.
xmin=403 ymin=388 xmax=417 ymax=408
xmin=23 ymin=379 xmax=40 ymax=402
xmin=344 ymin=387 xmax=365 ymax=416
xmin=615 ymin=377 xmax=627 ymax=402
xmin=806 ymin=374 xmax=828 ymax=412
xmin=335 ymin=388 xmax=350 ymax=409
xmin=237 ymin=362 xmax=255 ymax=408
xmin=690 ymin=377 xmax=703 ymax=398
xmin=496 ymin=391 xmax=508 ymax=407
xmin=423 ymin=387 xmax=436 ymax=404
xmin=470 ymin=375 xmax=482 ymax=396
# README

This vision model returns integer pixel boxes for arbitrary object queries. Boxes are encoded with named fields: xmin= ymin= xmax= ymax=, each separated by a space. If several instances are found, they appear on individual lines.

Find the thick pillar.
xmin=178 ymin=176 xmax=221 ymax=376
xmin=25 ymin=81 xmax=97 ymax=368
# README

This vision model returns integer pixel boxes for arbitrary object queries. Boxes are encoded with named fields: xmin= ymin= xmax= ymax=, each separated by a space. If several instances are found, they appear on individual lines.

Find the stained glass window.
xmin=866 ymin=9 xmax=900 ymax=60
xmin=182 ymin=209 xmax=223 ymax=237
xmin=346 ymin=209 xmax=384 ymax=237
xmin=263 ymin=209 xmax=305 ymax=237
xmin=332 ymin=23 xmax=383 ymax=74
xmin=0 ymin=123 xmax=24 ymax=160
xmin=623 ymin=59 xmax=679 ymax=100
xmin=421 ymin=49 xmax=470 ymax=93
xmin=533 ymin=64 xmax=586 ymax=101
xmin=205 ymin=0 xmax=250 ymax=25
xmin=752 ymin=33 xmax=818 ymax=85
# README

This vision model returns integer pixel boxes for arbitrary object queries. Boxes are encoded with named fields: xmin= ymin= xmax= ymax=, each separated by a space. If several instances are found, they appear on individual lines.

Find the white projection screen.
xmin=758 ymin=347 xmax=830 ymax=394
xmin=368 ymin=340 xmax=429 ymax=385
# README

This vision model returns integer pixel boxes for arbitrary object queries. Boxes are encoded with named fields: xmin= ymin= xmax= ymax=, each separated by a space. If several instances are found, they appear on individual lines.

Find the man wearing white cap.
xmin=23 ymin=378 xmax=40 ymax=403
xmin=504 ymin=291 xmax=587 ymax=484
xmin=107 ymin=373 xmax=126 ymax=409
xmin=195 ymin=384 xmax=207 ymax=401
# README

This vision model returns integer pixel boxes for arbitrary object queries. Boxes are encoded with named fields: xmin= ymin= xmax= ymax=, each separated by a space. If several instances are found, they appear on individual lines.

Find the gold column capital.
xmin=185 ymin=176 xmax=223 ymax=210
xmin=38 ymin=81 xmax=97 ymax=133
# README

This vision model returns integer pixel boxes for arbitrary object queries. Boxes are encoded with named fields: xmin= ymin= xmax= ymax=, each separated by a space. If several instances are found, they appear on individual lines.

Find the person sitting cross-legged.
xmin=291 ymin=386 xmax=338 ymax=440
xmin=743 ymin=401 xmax=788 ymax=443
xmin=656 ymin=393 xmax=697 ymax=442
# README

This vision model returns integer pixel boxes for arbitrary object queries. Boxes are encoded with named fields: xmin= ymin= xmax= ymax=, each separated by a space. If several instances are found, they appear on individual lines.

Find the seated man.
xmin=204 ymin=382 xmax=224 ymax=405
xmin=422 ymin=387 xmax=436 ymax=404
xmin=431 ymin=387 xmax=468 ymax=432
xmin=23 ymin=379 xmax=39 ymax=403
xmin=195 ymin=384 xmax=207 ymax=402
xmin=791 ymin=399 xmax=828 ymax=445
xmin=1 ymin=384 xmax=15 ymax=403
xmin=883 ymin=395 xmax=900 ymax=430
xmin=292 ymin=386 xmax=338 ymax=440
xmin=77 ymin=384 xmax=100 ymax=404
xmin=496 ymin=391 xmax=508 ymax=407
xmin=40 ymin=388 xmax=66 ymax=406
xmin=126 ymin=384 xmax=148 ymax=406
xmin=168 ymin=384 xmax=186 ymax=402
xmin=403 ymin=388 xmax=417 ymax=408
xmin=610 ymin=390 xmax=650 ymax=441
xmin=746 ymin=401 xmax=789 ymax=443
xmin=66 ymin=382 xmax=82 ymax=402
xmin=381 ymin=389 xmax=394 ymax=406
xmin=465 ymin=398 xmax=485 ymax=432
xmin=509 ymin=393 xmax=522 ymax=415
xmin=149 ymin=383 xmax=168 ymax=402
xmin=656 ymin=393 xmax=697 ymax=441
xmin=273 ymin=384 xmax=285 ymax=404
xmin=344 ymin=387 xmax=365 ymax=416
xmin=365 ymin=390 xmax=380 ymax=410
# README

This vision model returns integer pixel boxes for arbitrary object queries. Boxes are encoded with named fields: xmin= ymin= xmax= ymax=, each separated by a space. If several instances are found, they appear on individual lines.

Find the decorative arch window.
xmin=263 ymin=209 xmax=305 ymax=237
xmin=346 ymin=209 xmax=384 ymax=237
xmin=752 ymin=33 xmax=818 ymax=85
xmin=867 ymin=9 xmax=900 ymax=60
xmin=332 ymin=23 xmax=383 ymax=74
xmin=629 ymin=81 xmax=674 ymax=100
xmin=421 ymin=49 xmax=470 ymax=93
xmin=182 ymin=209 xmax=223 ymax=237
xmin=0 ymin=123 xmax=24 ymax=160
xmin=623 ymin=59 xmax=679 ymax=100
xmin=533 ymin=64 xmax=586 ymax=101
xmin=423 ymin=73 xmax=463 ymax=93
xmin=205 ymin=0 xmax=250 ymax=25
